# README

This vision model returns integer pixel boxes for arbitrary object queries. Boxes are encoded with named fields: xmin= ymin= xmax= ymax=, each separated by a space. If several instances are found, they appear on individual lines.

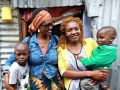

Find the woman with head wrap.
xmin=3 ymin=8 xmax=64 ymax=90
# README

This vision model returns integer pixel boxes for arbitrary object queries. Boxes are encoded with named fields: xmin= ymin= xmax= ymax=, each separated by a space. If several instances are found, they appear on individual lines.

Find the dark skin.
xmin=4 ymin=74 xmax=14 ymax=90
xmin=77 ymin=27 xmax=116 ymax=84
xmin=4 ymin=42 xmax=30 ymax=90
xmin=4 ymin=12 xmax=54 ymax=90
xmin=62 ymin=21 xmax=108 ymax=83
xmin=37 ymin=15 xmax=53 ymax=55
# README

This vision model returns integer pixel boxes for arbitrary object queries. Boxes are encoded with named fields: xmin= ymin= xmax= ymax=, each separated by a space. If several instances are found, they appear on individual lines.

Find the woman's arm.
xmin=58 ymin=43 xmax=109 ymax=82
xmin=58 ymin=47 xmax=108 ymax=81
xmin=62 ymin=70 xmax=108 ymax=81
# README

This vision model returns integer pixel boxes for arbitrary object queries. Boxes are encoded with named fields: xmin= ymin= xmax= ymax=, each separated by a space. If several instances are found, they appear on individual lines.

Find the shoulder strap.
xmin=27 ymin=36 xmax=32 ymax=45
xmin=52 ymin=35 xmax=58 ymax=44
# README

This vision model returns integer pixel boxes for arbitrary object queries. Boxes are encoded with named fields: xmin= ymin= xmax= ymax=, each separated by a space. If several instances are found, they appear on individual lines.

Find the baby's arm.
xmin=77 ymin=56 xmax=83 ymax=60
xmin=79 ymin=46 xmax=117 ymax=68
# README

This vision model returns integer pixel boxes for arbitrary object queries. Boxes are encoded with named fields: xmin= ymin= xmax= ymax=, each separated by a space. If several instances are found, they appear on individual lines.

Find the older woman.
xmin=57 ymin=17 xmax=108 ymax=90
xmin=3 ymin=8 xmax=64 ymax=90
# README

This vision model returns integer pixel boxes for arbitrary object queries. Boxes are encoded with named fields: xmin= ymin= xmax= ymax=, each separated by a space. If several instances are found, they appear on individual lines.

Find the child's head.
xmin=96 ymin=26 xmax=117 ymax=45
xmin=14 ymin=42 xmax=30 ymax=66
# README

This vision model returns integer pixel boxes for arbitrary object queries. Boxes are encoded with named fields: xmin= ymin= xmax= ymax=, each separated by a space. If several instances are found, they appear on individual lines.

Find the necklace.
xmin=67 ymin=43 xmax=82 ymax=58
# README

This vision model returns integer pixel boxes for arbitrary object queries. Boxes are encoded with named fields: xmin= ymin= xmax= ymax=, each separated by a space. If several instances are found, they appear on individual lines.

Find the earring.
xmin=38 ymin=29 xmax=40 ymax=32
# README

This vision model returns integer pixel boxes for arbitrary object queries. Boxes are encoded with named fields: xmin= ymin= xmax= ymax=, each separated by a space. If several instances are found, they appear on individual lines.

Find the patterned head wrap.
xmin=28 ymin=10 xmax=51 ymax=35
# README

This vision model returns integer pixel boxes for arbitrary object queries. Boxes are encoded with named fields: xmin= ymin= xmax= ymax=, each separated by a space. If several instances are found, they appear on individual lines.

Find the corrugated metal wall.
xmin=11 ymin=0 xmax=83 ymax=8
xmin=84 ymin=0 xmax=120 ymax=90
xmin=0 ymin=0 xmax=20 ymax=89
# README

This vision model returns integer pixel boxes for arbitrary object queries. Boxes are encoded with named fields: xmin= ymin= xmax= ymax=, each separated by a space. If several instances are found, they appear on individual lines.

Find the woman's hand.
xmin=90 ymin=70 xmax=109 ymax=81
xmin=4 ymin=74 xmax=14 ymax=90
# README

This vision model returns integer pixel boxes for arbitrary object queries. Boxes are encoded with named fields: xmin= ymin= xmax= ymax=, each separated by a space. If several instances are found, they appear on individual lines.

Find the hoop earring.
xmin=38 ymin=29 xmax=40 ymax=32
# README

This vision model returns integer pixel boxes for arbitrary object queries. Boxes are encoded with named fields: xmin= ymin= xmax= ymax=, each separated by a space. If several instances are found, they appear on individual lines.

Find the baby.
xmin=78 ymin=26 xmax=117 ymax=90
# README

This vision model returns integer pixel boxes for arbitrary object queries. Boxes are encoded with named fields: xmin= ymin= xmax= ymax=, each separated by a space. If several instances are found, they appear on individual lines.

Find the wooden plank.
xmin=21 ymin=19 xmax=27 ymax=40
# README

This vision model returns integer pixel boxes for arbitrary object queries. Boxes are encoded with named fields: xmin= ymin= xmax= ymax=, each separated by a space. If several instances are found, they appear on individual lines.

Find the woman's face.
xmin=65 ymin=21 xmax=81 ymax=43
xmin=39 ymin=16 xmax=54 ymax=37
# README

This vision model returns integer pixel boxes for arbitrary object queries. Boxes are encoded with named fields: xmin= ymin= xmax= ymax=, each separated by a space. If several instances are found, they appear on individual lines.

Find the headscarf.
xmin=28 ymin=10 xmax=51 ymax=35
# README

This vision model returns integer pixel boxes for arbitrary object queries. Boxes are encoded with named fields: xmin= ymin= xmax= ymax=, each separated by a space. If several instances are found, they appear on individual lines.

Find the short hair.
xmin=100 ymin=26 xmax=117 ymax=38
xmin=14 ymin=42 xmax=30 ymax=53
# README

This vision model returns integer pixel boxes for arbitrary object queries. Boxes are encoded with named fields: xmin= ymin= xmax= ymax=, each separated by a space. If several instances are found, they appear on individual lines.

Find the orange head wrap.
xmin=28 ymin=10 xmax=51 ymax=35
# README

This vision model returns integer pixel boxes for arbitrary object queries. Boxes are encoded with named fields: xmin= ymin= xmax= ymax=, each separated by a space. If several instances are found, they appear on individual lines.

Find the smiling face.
xmin=38 ymin=15 xmax=53 ymax=37
xmin=96 ymin=28 xmax=116 ymax=45
xmin=14 ymin=43 xmax=30 ymax=66
xmin=65 ymin=21 xmax=81 ymax=43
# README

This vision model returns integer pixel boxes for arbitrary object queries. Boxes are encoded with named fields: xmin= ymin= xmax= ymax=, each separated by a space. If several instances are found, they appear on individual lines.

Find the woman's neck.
xmin=37 ymin=33 xmax=49 ymax=40
xmin=68 ymin=41 xmax=81 ymax=47
xmin=67 ymin=41 xmax=82 ymax=55
xmin=37 ymin=33 xmax=50 ymax=55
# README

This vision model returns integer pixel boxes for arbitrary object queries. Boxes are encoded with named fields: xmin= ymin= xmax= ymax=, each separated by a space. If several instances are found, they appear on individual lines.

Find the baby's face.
xmin=96 ymin=30 xmax=112 ymax=45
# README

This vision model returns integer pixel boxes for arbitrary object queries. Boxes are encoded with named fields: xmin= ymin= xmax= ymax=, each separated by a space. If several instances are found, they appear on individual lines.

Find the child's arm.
xmin=7 ymin=63 xmax=18 ymax=90
xmin=10 ymin=84 xmax=17 ymax=90
xmin=4 ymin=74 xmax=15 ymax=90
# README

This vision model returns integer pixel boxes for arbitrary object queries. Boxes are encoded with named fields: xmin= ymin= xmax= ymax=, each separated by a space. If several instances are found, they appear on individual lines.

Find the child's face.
xmin=96 ymin=30 xmax=113 ymax=45
xmin=15 ymin=47 xmax=29 ymax=66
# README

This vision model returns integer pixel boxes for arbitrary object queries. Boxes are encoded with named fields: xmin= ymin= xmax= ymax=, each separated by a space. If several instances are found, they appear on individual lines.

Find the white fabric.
xmin=9 ymin=62 xmax=29 ymax=89
xmin=60 ymin=70 xmax=66 ymax=76
xmin=84 ymin=0 xmax=103 ymax=17
xmin=67 ymin=47 xmax=87 ymax=90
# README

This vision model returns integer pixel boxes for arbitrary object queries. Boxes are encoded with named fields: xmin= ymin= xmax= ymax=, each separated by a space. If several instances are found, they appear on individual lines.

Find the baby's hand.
xmin=77 ymin=56 xmax=83 ymax=60
xmin=90 ymin=79 xmax=99 ymax=85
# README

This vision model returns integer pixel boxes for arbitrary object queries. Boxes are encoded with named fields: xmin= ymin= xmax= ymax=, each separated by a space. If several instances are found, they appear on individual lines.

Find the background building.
xmin=0 ymin=0 xmax=120 ymax=90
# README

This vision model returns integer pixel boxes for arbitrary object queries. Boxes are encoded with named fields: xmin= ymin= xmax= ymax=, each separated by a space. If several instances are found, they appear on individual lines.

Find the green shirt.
xmin=80 ymin=45 xmax=117 ymax=70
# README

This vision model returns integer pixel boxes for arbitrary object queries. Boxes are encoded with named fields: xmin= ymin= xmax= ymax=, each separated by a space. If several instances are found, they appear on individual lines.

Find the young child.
xmin=9 ymin=42 xmax=30 ymax=90
xmin=78 ymin=26 xmax=117 ymax=90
